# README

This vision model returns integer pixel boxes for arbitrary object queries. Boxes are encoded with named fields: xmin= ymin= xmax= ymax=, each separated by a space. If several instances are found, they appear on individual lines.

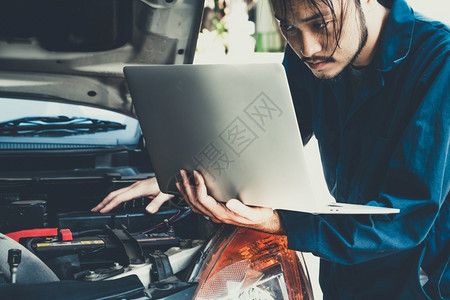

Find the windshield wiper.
xmin=0 ymin=116 xmax=126 ymax=137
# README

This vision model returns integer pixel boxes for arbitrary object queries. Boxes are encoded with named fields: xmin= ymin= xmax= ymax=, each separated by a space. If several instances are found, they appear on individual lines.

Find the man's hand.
xmin=91 ymin=177 xmax=173 ymax=214
xmin=176 ymin=170 xmax=285 ymax=235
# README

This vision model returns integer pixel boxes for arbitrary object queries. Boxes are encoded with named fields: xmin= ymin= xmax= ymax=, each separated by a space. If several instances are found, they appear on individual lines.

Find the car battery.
xmin=56 ymin=209 xmax=180 ymax=232
xmin=31 ymin=236 xmax=112 ymax=260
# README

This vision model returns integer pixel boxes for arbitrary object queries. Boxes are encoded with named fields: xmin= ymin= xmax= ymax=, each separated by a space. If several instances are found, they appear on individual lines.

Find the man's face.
xmin=271 ymin=0 xmax=368 ymax=79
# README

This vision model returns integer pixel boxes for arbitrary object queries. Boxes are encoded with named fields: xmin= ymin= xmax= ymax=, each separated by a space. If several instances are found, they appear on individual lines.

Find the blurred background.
xmin=193 ymin=0 xmax=449 ymax=299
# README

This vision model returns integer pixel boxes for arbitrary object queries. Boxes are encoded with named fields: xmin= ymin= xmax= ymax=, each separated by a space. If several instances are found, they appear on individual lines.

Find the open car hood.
xmin=0 ymin=0 xmax=204 ymax=117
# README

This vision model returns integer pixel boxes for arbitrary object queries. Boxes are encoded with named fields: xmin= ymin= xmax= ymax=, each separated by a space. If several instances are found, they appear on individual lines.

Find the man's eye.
xmin=313 ymin=21 xmax=330 ymax=30
xmin=280 ymin=24 xmax=295 ymax=32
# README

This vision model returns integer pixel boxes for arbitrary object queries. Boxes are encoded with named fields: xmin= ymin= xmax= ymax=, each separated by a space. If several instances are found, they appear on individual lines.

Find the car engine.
xmin=0 ymin=149 xmax=215 ymax=299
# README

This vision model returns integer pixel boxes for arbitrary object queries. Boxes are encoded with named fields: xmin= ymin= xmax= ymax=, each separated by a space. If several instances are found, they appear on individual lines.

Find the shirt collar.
xmin=374 ymin=0 xmax=415 ymax=72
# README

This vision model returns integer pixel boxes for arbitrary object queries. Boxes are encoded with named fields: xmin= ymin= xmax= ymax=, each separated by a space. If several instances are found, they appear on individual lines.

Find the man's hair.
xmin=274 ymin=0 xmax=352 ymax=56
xmin=273 ymin=0 xmax=379 ymax=58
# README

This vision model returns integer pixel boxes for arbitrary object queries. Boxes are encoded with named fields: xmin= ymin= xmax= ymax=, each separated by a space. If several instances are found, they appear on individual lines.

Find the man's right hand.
xmin=91 ymin=177 xmax=174 ymax=214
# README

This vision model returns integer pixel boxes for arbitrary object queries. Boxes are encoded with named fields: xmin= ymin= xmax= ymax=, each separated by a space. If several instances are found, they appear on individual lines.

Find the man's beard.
xmin=350 ymin=4 xmax=369 ymax=65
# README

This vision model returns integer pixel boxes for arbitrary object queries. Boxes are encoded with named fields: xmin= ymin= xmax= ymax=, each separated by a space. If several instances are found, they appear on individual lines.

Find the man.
xmin=93 ymin=0 xmax=449 ymax=298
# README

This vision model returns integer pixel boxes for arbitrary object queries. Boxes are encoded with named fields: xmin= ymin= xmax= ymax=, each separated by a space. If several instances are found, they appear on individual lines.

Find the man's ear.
xmin=360 ymin=0 xmax=378 ymax=12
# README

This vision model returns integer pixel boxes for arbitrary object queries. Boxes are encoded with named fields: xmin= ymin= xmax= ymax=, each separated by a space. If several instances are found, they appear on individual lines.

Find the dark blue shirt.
xmin=277 ymin=0 xmax=449 ymax=299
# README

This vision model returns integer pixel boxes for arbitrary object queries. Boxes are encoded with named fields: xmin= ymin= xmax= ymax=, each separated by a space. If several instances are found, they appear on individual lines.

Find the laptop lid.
xmin=124 ymin=63 xmax=399 ymax=214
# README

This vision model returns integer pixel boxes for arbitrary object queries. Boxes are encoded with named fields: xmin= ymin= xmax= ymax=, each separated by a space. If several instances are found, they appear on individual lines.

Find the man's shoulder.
xmin=399 ymin=12 xmax=449 ymax=75
xmin=412 ymin=12 xmax=450 ymax=49
xmin=414 ymin=11 xmax=449 ymax=34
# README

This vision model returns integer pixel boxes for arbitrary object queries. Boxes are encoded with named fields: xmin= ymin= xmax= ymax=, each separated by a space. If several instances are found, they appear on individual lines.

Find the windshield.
xmin=0 ymin=97 xmax=141 ymax=148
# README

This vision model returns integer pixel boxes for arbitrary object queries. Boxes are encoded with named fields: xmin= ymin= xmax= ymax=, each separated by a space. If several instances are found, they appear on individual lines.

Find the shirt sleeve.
xmin=278 ymin=44 xmax=450 ymax=265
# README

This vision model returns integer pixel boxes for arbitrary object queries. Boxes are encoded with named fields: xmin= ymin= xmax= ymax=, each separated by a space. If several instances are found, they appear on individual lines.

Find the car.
xmin=0 ymin=1 xmax=314 ymax=299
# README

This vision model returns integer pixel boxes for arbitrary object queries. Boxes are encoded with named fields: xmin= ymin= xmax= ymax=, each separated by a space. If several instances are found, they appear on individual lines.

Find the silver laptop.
xmin=124 ymin=63 xmax=399 ymax=214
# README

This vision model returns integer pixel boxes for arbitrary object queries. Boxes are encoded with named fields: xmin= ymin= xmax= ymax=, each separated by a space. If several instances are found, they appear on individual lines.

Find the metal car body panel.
xmin=0 ymin=0 xmax=204 ymax=116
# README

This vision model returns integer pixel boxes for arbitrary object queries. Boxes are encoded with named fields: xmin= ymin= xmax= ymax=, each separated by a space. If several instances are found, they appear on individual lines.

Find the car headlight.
xmin=189 ymin=225 xmax=313 ymax=299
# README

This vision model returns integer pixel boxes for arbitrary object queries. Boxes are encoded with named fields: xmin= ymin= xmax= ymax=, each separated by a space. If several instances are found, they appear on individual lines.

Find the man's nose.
xmin=300 ymin=31 xmax=322 ymax=58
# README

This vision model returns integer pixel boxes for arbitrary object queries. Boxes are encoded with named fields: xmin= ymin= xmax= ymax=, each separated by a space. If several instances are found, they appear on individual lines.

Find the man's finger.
xmin=91 ymin=186 xmax=131 ymax=212
xmin=176 ymin=182 xmax=201 ymax=215
xmin=180 ymin=170 xmax=196 ymax=204
xmin=193 ymin=170 xmax=208 ymax=199
xmin=178 ymin=171 xmax=223 ymax=223
xmin=180 ymin=170 xmax=211 ymax=215
xmin=98 ymin=191 xmax=133 ymax=213
xmin=146 ymin=192 xmax=174 ymax=214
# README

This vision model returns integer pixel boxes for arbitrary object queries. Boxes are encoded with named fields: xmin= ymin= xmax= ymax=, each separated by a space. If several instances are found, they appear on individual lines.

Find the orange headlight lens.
xmin=191 ymin=226 xmax=313 ymax=299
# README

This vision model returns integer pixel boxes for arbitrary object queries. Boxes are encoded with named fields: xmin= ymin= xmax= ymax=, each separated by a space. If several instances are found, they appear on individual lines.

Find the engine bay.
xmin=0 ymin=150 xmax=214 ymax=299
